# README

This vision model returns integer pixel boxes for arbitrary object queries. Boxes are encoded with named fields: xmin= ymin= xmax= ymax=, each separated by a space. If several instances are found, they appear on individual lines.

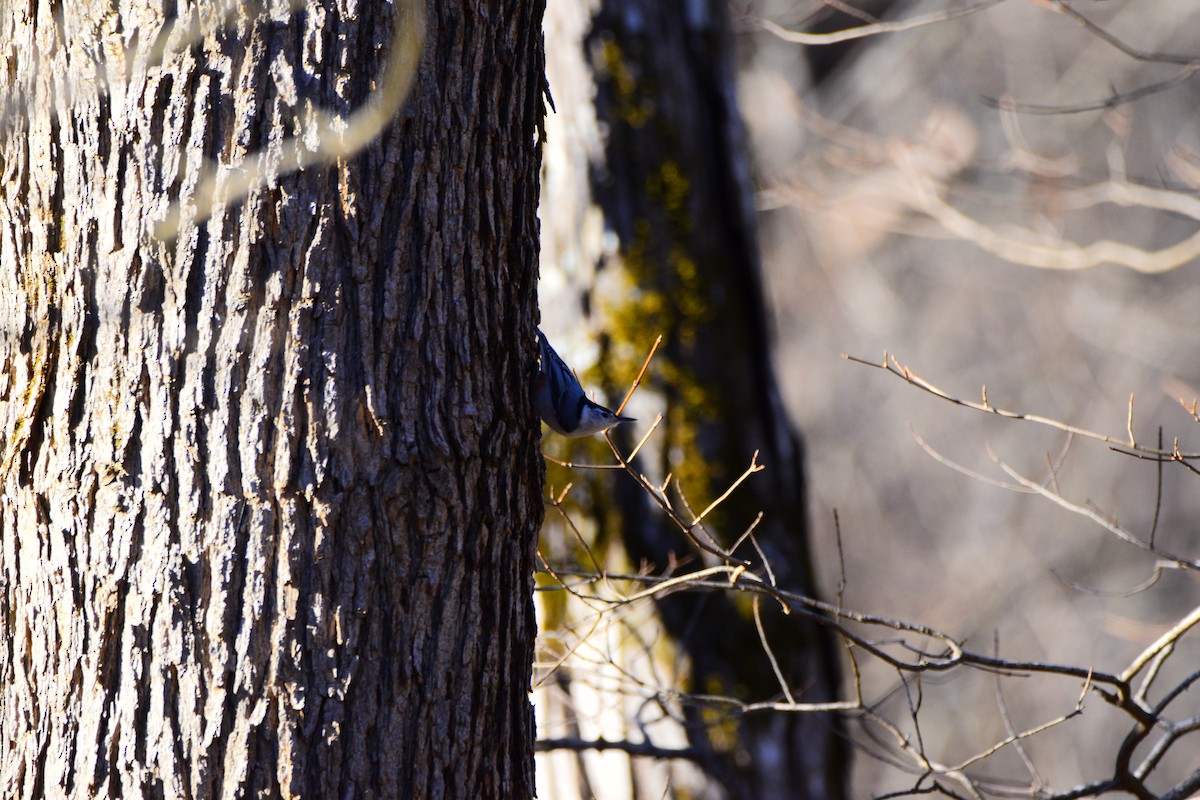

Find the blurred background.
xmin=536 ymin=1 xmax=1200 ymax=797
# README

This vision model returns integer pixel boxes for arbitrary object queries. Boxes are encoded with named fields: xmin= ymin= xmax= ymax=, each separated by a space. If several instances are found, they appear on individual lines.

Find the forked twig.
xmin=846 ymin=352 xmax=1200 ymax=460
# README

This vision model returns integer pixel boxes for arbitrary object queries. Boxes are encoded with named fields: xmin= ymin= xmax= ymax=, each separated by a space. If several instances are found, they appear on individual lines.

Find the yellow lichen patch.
xmin=598 ymin=39 xmax=654 ymax=130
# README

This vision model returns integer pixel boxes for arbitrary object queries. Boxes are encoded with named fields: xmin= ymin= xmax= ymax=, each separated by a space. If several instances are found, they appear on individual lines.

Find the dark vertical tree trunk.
xmin=0 ymin=1 xmax=545 ymax=797
xmin=584 ymin=1 xmax=850 ymax=797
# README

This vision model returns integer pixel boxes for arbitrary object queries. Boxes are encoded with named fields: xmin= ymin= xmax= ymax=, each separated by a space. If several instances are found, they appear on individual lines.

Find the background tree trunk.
xmin=538 ymin=1 xmax=848 ymax=797
xmin=589 ymin=4 xmax=848 ymax=796
xmin=0 ymin=1 xmax=545 ymax=797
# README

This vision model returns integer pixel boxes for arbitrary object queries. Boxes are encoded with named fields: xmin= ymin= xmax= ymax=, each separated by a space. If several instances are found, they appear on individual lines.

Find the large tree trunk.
xmin=0 ymin=1 xmax=545 ymax=797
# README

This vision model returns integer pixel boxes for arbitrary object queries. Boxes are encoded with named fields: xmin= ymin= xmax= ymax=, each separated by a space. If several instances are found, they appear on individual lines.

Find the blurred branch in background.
xmin=753 ymin=1 xmax=1200 ymax=271
xmin=747 ymin=0 xmax=1005 ymax=47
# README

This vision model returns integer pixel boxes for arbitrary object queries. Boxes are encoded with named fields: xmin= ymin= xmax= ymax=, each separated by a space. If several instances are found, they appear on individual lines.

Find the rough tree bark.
xmin=0 ymin=1 xmax=545 ymax=797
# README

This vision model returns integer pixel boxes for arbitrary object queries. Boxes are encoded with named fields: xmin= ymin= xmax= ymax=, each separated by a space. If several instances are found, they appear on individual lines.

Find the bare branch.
xmin=615 ymin=334 xmax=662 ymax=416
xmin=990 ymin=449 xmax=1200 ymax=570
xmin=907 ymin=175 xmax=1200 ymax=273
xmin=752 ymin=594 xmax=796 ymax=705
xmin=907 ymin=424 xmax=1034 ymax=492
xmin=747 ymin=0 xmax=1005 ymax=47
xmin=847 ymin=353 xmax=1200 ymax=459
xmin=983 ymin=63 xmax=1200 ymax=115
xmin=690 ymin=450 xmax=764 ymax=529
xmin=1047 ymin=1 xmax=1200 ymax=66
xmin=535 ymin=736 xmax=702 ymax=762
xmin=1121 ymin=604 xmax=1200 ymax=684
xmin=993 ymin=634 xmax=1046 ymax=791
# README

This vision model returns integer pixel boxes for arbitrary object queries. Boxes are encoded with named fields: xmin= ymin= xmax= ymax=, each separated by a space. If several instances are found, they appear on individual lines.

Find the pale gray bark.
xmin=0 ymin=2 xmax=545 ymax=797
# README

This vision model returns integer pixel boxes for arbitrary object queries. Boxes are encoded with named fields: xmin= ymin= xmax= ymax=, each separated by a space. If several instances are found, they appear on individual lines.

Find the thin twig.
xmin=992 ymin=632 xmax=1046 ymax=791
xmin=989 ymin=446 xmax=1200 ymax=570
xmin=690 ymin=450 xmax=764 ymax=529
xmin=616 ymin=335 xmax=662 ymax=416
xmin=908 ymin=424 xmax=1033 ymax=492
xmin=753 ymin=594 xmax=796 ymax=705
xmin=984 ymin=63 xmax=1200 ymax=115
xmin=846 ymin=353 xmax=1165 ymax=451
xmin=1121 ymin=603 xmax=1200 ymax=683
xmin=1048 ymin=1 xmax=1200 ymax=66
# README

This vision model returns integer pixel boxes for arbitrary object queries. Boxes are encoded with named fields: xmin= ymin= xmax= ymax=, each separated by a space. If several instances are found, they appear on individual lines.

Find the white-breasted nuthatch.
xmin=536 ymin=328 xmax=635 ymax=437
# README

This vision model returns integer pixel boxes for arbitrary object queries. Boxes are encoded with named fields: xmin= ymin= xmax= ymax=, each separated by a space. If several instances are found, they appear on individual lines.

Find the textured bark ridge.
xmin=0 ymin=2 xmax=545 ymax=797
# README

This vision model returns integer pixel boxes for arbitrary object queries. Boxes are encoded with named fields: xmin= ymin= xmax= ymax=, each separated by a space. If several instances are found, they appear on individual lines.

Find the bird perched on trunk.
xmin=535 ymin=328 xmax=635 ymax=437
